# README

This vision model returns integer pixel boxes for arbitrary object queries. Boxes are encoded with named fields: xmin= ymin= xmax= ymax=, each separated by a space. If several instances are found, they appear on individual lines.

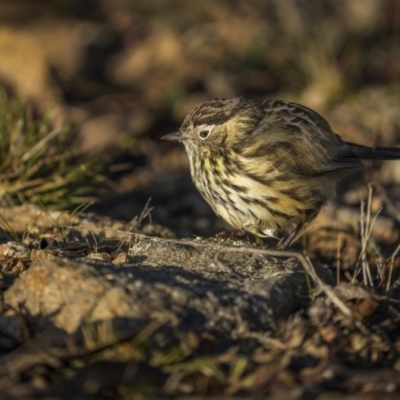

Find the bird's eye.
xmin=199 ymin=130 xmax=210 ymax=139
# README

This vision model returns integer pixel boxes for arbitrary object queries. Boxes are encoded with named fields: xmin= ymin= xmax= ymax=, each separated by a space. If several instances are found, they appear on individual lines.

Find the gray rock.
xmin=4 ymin=236 xmax=333 ymax=340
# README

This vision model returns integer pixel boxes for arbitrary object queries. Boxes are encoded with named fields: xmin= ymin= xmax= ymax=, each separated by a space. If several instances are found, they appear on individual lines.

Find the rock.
xmin=4 ymin=237 xmax=333 ymax=341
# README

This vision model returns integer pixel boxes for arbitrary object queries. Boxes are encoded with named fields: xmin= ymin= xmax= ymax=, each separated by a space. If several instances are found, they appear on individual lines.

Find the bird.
xmin=162 ymin=98 xmax=400 ymax=250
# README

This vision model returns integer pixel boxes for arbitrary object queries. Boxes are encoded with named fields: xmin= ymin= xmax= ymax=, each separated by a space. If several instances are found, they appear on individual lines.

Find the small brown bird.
xmin=162 ymin=98 xmax=400 ymax=249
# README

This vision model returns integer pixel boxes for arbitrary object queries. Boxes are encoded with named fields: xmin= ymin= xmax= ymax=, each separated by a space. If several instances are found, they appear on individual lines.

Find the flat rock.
xmin=4 ymin=236 xmax=333 ymax=341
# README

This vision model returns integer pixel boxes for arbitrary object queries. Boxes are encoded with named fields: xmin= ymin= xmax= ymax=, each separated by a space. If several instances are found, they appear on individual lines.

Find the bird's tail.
xmin=348 ymin=142 xmax=400 ymax=161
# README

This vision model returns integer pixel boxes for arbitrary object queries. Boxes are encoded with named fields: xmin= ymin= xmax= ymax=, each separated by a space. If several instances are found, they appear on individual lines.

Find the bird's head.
xmin=162 ymin=98 xmax=263 ymax=153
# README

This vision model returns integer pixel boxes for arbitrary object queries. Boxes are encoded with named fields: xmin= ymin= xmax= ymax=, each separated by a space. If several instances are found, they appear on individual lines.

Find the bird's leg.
xmin=277 ymin=222 xmax=303 ymax=251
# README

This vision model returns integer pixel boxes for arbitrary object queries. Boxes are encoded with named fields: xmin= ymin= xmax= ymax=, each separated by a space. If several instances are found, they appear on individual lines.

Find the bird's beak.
xmin=161 ymin=131 xmax=183 ymax=141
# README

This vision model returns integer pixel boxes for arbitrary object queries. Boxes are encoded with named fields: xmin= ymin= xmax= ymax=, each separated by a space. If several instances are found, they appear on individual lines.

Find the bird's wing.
xmin=242 ymin=100 xmax=365 ymax=176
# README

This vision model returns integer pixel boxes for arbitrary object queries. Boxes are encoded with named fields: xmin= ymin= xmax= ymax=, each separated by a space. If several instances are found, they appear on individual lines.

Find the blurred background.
xmin=1 ymin=0 xmax=400 ymax=240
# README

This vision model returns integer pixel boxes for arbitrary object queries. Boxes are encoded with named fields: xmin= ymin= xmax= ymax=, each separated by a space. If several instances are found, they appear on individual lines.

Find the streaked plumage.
xmin=162 ymin=98 xmax=400 ymax=249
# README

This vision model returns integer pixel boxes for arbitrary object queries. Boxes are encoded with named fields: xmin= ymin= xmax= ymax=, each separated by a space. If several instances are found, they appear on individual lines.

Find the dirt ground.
xmin=1 ymin=1 xmax=400 ymax=399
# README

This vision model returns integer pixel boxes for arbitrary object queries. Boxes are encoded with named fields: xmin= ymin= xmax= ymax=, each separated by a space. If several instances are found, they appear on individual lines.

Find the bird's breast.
xmin=186 ymin=147 xmax=333 ymax=236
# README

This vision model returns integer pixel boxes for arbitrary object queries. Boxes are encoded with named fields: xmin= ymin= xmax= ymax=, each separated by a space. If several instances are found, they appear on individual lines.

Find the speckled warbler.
xmin=163 ymin=98 xmax=400 ymax=249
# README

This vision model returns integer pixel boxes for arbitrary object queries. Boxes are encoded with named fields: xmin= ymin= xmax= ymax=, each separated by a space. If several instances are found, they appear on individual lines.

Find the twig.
xmin=336 ymin=232 xmax=342 ymax=285
xmin=353 ymin=185 xmax=381 ymax=287
xmin=113 ymin=198 xmax=153 ymax=256
xmin=386 ymin=242 xmax=400 ymax=292
xmin=89 ymin=230 xmax=99 ymax=254
xmin=129 ymin=198 xmax=153 ymax=232
xmin=375 ymin=182 xmax=400 ymax=226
